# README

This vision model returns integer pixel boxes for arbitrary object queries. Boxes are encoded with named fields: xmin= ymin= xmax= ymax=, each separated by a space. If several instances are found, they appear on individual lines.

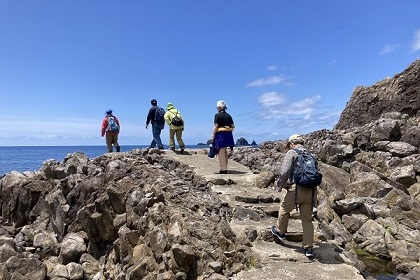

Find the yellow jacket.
xmin=164 ymin=103 xmax=184 ymax=129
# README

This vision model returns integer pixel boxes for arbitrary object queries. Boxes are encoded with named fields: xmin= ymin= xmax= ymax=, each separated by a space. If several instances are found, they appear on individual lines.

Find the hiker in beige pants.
xmin=272 ymin=134 xmax=316 ymax=257
xmin=278 ymin=184 xmax=316 ymax=248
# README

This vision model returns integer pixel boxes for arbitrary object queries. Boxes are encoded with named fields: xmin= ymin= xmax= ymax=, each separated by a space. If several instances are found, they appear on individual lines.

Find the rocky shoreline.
xmin=0 ymin=59 xmax=419 ymax=280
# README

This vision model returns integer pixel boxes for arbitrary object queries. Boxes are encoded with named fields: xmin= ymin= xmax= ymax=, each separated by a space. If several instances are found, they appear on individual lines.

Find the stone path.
xmin=162 ymin=149 xmax=365 ymax=280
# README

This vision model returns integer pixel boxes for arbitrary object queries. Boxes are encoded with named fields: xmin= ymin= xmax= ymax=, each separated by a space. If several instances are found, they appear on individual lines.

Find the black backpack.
xmin=170 ymin=110 xmax=184 ymax=126
xmin=293 ymin=148 xmax=322 ymax=188
xmin=154 ymin=106 xmax=165 ymax=124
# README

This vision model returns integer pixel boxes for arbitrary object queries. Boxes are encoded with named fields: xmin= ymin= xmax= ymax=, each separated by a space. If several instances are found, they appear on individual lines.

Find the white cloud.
xmin=379 ymin=43 xmax=400 ymax=55
xmin=266 ymin=65 xmax=278 ymax=71
xmin=257 ymin=94 xmax=321 ymax=120
xmin=246 ymin=75 xmax=286 ymax=87
xmin=258 ymin=92 xmax=286 ymax=106
xmin=410 ymin=29 xmax=420 ymax=53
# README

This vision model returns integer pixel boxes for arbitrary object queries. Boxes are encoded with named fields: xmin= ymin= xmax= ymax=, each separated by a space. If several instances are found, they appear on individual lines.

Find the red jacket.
xmin=101 ymin=115 xmax=120 ymax=137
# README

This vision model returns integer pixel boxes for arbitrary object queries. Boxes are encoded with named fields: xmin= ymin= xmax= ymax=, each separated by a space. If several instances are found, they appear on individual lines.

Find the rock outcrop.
xmin=236 ymin=138 xmax=249 ymax=146
xmin=0 ymin=151 xmax=256 ymax=279
xmin=335 ymin=59 xmax=420 ymax=131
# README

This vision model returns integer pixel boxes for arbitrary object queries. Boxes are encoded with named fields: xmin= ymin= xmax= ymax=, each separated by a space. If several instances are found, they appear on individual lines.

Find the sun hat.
xmin=216 ymin=100 xmax=227 ymax=109
xmin=105 ymin=109 xmax=113 ymax=115
xmin=288 ymin=134 xmax=304 ymax=144
xmin=166 ymin=102 xmax=175 ymax=110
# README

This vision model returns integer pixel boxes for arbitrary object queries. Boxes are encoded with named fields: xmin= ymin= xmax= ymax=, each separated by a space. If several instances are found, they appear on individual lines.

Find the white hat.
xmin=288 ymin=134 xmax=304 ymax=144
xmin=216 ymin=100 xmax=227 ymax=109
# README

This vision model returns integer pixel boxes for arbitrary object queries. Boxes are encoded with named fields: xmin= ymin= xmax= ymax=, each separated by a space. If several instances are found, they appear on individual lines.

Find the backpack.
xmin=170 ymin=111 xmax=184 ymax=126
xmin=107 ymin=116 xmax=119 ymax=132
xmin=154 ymin=106 xmax=165 ymax=124
xmin=292 ymin=149 xmax=322 ymax=188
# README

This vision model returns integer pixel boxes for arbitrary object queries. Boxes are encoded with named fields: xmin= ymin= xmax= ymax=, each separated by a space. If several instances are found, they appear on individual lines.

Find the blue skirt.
xmin=214 ymin=131 xmax=235 ymax=153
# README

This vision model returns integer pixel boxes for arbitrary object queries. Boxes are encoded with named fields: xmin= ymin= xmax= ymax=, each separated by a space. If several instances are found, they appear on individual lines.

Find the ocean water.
xmin=0 ymin=145 xmax=207 ymax=175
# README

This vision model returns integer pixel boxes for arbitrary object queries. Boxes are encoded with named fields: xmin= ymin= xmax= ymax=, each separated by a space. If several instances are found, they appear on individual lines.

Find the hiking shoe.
xmin=170 ymin=147 xmax=176 ymax=151
xmin=304 ymin=248 xmax=314 ymax=257
xmin=271 ymin=226 xmax=286 ymax=241
xmin=180 ymin=146 xmax=185 ymax=153
xmin=158 ymin=147 xmax=165 ymax=150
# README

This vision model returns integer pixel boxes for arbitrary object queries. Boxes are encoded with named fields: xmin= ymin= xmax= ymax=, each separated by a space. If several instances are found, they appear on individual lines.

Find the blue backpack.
xmin=293 ymin=149 xmax=322 ymax=188
xmin=154 ymin=106 xmax=165 ymax=124
xmin=107 ymin=116 xmax=119 ymax=132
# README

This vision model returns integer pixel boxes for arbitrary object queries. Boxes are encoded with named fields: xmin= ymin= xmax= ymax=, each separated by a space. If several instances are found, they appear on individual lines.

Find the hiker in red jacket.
xmin=101 ymin=109 xmax=121 ymax=152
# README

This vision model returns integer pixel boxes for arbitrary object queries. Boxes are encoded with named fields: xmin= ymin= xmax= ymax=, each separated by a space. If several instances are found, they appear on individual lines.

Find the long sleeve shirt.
xmin=277 ymin=146 xmax=305 ymax=189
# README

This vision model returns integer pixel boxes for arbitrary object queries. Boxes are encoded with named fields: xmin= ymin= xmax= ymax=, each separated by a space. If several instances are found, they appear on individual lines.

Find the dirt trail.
xmin=163 ymin=149 xmax=364 ymax=280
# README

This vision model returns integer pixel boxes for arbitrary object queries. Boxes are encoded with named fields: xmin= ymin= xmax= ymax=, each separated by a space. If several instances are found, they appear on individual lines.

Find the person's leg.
xmin=150 ymin=139 xmax=156 ymax=148
xmin=297 ymin=186 xmax=315 ymax=249
xmin=218 ymin=147 xmax=228 ymax=171
xmin=169 ymin=129 xmax=176 ymax=149
xmin=225 ymin=149 xmax=229 ymax=170
xmin=152 ymin=125 xmax=164 ymax=148
xmin=113 ymin=134 xmax=120 ymax=152
xmin=105 ymin=133 xmax=113 ymax=152
xmin=175 ymin=129 xmax=185 ymax=148
xmin=277 ymin=190 xmax=296 ymax=233
xmin=299 ymin=202 xmax=314 ymax=248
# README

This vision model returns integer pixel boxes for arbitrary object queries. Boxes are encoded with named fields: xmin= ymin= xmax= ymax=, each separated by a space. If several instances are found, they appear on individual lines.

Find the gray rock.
xmin=374 ymin=141 xmax=418 ymax=157
xmin=60 ymin=233 xmax=87 ymax=264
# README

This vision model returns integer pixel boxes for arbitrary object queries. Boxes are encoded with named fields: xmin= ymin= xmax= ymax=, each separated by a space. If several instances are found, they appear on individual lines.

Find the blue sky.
xmin=1 ymin=1 xmax=419 ymax=146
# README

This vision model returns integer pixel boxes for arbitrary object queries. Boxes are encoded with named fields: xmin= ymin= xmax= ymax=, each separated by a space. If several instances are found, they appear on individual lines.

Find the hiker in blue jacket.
xmin=271 ymin=134 xmax=316 ymax=258
xmin=145 ymin=99 xmax=165 ymax=150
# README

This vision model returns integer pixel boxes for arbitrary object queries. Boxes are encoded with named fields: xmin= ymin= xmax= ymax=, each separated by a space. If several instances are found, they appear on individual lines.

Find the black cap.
xmin=151 ymin=99 xmax=157 ymax=106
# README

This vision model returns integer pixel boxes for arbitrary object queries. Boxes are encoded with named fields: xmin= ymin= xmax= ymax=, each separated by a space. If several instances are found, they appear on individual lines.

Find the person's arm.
xmin=164 ymin=112 xmax=171 ymax=125
xmin=146 ymin=108 xmax=154 ymax=128
xmin=101 ymin=118 xmax=108 ymax=137
xmin=276 ymin=150 xmax=296 ymax=191
xmin=212 ymin=123 xmax=219 ymax=140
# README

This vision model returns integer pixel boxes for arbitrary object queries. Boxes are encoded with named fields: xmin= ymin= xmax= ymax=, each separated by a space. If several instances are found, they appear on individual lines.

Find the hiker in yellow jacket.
xmin=164 ymin=102 xmax=185 ymax=153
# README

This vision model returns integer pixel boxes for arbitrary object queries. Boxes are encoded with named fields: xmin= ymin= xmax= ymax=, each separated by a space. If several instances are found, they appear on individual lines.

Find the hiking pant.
xmin=151 ymin=124 xmax=164 ymax=148
xmin=277 ymin=185 xmax=316 ymax=248
xmin=169 ymin=128 xmax=185 ymax=148
xmin=218 ymin=147 xmax=228 ymax=171
xmin=106 ymin=132 xmax=120 ymax=152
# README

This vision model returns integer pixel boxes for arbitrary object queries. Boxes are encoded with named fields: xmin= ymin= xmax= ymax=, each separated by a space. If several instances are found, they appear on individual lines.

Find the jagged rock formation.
xmin=0 ymin=151 xmax=256 ymax=279
xmin=335 ymin=59 xmax=420 ymax=131
xmin=235 ymin=138 xmax=249 ymax=146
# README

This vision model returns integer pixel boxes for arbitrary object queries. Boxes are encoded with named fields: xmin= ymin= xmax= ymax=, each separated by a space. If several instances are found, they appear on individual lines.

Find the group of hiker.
xmin=100 ymin=99 xmax=186 ymax=153
xmin=145 ymin=99 xmax=186 ymax=153
xmin=101 ymin=100 xmax=320 ymax=259
xmin=100 ymin=99 xmax=236 ymax=174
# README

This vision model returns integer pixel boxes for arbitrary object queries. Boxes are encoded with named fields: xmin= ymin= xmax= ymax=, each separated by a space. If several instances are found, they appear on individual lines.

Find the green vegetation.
xmin=356 ymin=249 xmax=395 ymax=278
